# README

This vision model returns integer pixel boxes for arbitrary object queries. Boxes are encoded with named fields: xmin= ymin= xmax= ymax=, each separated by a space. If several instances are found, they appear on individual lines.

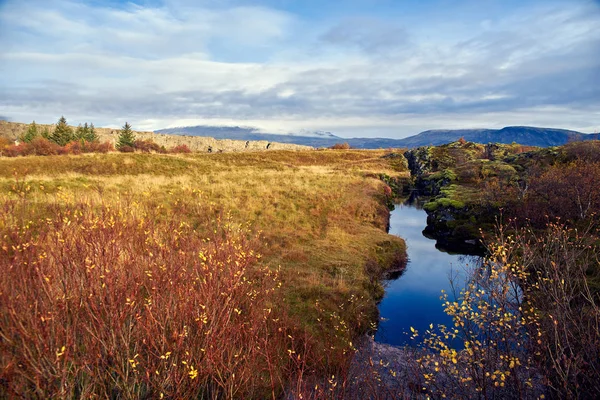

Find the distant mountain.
xmin=399 ymin=126 xmax=597 ymax=148
xmin=155 ymin=125 xmax=598 ymax=149
xmin=155 ymin=126 xmax=347 ymax=147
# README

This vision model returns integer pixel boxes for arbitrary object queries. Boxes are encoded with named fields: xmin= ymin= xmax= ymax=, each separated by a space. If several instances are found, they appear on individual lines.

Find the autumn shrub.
xmin=61 ymin=140 xmax=83 ymax=155
xmin=1 ymin=143 xmax=29 ymax=157
xmin=134 ymin=139 xmax=166 ymax=153
xmin=331 ymin=143 xmax=351 ymax=150
xmin=524 ymin=160 xmax=600 ymax=225
xmin=0 ymin=197 xmax=308 ymax=399
xmin=416 ymin=221 xmax=600 ymax=399
xmin=81 ymin=140 xmax=114 ymax=153
xmin=170 ymin=144 xmax=192 ymax=154
xmin=118 ymin=144 xmax=135 ymax=153
xmin=0 ymin=138 xmax=114 ymax=157
xmin=0 ymin=136 xmax=12 ymax=149
xmin=415 ymin=237 xmax=543 ymax=399
xmin=562 ymin=140 xmax=600 ymax=163
xmin=27 ymin=137 xmax=62 ymax=156
xmin=512 ymin=221 xmax=600 ymax=398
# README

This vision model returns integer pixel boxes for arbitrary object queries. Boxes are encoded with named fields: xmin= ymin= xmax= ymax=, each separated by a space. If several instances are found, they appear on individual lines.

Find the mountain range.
xmin=155 ymin=125 xmax=598 ymax=149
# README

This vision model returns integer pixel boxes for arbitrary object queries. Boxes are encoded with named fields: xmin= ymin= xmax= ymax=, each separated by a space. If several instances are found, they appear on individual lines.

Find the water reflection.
xmin=375 ymin=199 xmax=481 ymax=347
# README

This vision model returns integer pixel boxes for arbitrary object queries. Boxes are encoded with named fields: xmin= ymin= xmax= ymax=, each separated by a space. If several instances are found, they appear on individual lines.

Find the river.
xmin=375 ymin=198 xmax=481 ymax=347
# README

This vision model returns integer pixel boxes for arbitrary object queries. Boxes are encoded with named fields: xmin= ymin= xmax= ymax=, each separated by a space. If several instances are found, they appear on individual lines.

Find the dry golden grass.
xmin=0 ymin=150 xmax=408 ymax=341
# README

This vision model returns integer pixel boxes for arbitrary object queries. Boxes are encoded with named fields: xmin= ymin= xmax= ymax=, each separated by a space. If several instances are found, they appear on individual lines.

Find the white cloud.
xmin=0 ymin=0 xmax=599 ymax=137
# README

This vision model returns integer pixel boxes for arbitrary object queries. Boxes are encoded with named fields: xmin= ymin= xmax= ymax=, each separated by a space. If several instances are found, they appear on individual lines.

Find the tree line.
xmin=2 ymin=117 xmax=191 ymax=156
xmin=21 ymin=116 xmax=137 ymax=150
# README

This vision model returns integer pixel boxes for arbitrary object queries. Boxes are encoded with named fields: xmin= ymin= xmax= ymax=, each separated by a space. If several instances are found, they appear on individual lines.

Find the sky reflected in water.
xmin=375 ymin=202 xmax=479 ymax=347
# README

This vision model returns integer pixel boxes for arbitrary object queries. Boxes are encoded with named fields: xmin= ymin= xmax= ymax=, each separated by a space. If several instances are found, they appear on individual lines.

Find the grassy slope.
xmin=0 ymin=149 xmax=409 ymax=339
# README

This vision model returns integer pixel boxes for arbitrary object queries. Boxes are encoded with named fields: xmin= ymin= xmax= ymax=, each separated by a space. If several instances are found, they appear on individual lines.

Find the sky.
xmin=0 ymin=0 xmax=599 ymax=138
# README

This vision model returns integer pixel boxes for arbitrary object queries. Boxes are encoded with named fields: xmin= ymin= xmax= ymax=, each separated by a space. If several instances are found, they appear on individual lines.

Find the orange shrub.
xmin=0 ymin=136 xmax=11 ymax=149
xmin=82 ymin=140 xmax=114 ymax=153
xmin=61 ymin=140 xmax=82 ymax=155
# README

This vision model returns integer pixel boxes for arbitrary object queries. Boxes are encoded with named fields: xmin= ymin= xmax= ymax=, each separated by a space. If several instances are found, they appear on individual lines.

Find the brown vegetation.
xmin=416 ymin=220 xmax=600 ymax=399
xmin=0 ymin=149 xmax=408 ymax=398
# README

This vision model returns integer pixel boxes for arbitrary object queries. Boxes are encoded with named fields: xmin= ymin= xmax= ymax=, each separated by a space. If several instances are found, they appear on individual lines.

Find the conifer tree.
xmin=117 ymin=122 xmax=136 ymax=150
xmin=75 ymin=124 xmax=86 ymax=140
xmin=87 ymin=123 xmax=99 ymax=142
xmin=21 ymin=121 xmax=39 ymax=143
xmin=75 ymin=122 xmax=99 ymax=142
xmin=49 ymin=116 xmax=74 ymax=146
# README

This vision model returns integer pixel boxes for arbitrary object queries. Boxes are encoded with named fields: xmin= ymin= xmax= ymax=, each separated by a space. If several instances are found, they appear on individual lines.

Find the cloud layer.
xmin=1 ymin=0 xmax=599 ymax=137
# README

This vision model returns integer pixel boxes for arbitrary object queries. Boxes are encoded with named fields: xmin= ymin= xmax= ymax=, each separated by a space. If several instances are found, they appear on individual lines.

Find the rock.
xmin=346 ymin=335 xmax=424 ymax=399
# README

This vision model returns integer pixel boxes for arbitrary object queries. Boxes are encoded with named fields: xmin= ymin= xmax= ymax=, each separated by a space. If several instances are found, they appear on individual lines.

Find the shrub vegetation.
xmin=0 ymin=149 xmax=408 ymax=398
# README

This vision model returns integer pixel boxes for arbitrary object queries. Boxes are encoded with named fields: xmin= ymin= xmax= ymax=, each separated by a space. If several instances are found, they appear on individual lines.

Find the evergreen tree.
xmin=117 ymin=122 xmax=136 ymax=149
xmin=86 ymin=123 xmax=99 ymax=142
xmin=41 ymin=127 xmax=50 ymax=139
xmin=49 ymin=116 xmax=74 ymax=146
xmin=75 ymin=124 xmax=86 ymax=140
xmin=74 ymin=122 xmax=100 ymax=142
xmin=21 ymin=121 xmax=39 ymax=143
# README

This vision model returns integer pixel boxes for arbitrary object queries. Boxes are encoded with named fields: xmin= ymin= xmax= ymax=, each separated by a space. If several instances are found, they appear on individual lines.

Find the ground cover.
xmin=0 ymin=149 xmax=409 ymax=397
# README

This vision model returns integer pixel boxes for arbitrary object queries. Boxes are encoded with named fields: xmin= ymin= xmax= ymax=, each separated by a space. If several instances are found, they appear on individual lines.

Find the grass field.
xmin=0 ymin=149 xmax=409 ymax=397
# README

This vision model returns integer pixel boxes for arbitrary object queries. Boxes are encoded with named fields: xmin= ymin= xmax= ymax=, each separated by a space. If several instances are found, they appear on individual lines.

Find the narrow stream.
xmin=375 ymin=198 xmax=481 ymax=347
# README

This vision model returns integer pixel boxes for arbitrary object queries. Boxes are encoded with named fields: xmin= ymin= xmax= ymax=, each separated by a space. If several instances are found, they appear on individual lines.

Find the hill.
xmin=399 ymin=126 xmax=598 ymax=147
xmin=156 ymin=125 xmax=598 ymax=149
xmin=0 ymin=120 xmax=311 ymax=152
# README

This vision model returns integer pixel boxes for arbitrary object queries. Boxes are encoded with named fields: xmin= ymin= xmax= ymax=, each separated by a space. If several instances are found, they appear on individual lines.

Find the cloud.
xmin=320 ymin=17 xmax=410 ymax=53
xmin=0 ymin=0 xmax=599 ymax=137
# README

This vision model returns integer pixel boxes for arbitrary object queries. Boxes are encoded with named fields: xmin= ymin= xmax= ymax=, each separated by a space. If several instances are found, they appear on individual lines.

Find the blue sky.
xmin=1 ymin=0 xmax=599 ymax=137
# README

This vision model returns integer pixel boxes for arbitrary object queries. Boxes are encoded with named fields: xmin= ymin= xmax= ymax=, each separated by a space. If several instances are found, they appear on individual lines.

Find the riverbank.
xmin=0 ymin=149 xmax=409 ymax=397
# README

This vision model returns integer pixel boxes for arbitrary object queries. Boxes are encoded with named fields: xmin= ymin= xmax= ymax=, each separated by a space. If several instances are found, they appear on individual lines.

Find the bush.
xmin=525 ymin=160 xmax=600 ymax=224
xmin=29 ymin=138 xmax=62 ymax=156
xmin=0 ymin=199 xmax=303 ymax=398
xmin=417 ymin=221 xmax=600 ymax=399
xmin=330 ymin=142 xmax=351 ymax=150
xmin=0 ymin=136 xmax=12 ymax=148
xmin=1 ymin=144 xmax=29 ymax=157
xmin=133 ymin=139 xmax=166 ymax=153
xmin=61 ymin=141 xmax=83 ymax=155
xmin=118 ymin=145 xmax=135 ymax=153
xmin=170 ymin=144 xmax=192 ymax=154
xmin=82 ymin=140 xmax=114 ymax=154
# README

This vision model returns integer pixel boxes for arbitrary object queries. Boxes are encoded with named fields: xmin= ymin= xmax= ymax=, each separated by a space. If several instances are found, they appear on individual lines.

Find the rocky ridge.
xmin=0 ymin=121 xmax=312 ymax=152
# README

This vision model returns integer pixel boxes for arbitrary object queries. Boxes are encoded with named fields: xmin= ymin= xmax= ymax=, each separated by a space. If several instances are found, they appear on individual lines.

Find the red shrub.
xmin=133 ymin=139 xmax=166 ymax=153
xmin=29 ymin=138 xmax=62 ymax=156
xmin=170 ymin=144 xmax=192 ymax=154
xmin=2 ymin=144 xmax=28 ymax=157
xmin=62 ymin=141 xmax=82 ymax=155
xmin=0 ymin=200 xmax=302 ymax=398
xmin=82 ymin=141 xmax=114 ymax=153
xmin=118 ymin=145 xmax=135 ymax=153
